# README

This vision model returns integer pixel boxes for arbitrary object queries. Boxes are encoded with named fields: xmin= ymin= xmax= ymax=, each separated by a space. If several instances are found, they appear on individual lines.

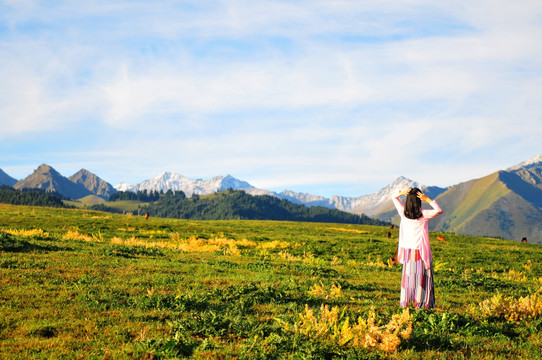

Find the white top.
xmin=391 ymin=190 xmax=443 ymax=268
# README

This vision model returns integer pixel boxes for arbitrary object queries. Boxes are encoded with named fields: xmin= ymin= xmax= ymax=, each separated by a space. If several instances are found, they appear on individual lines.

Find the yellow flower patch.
xmin=283 ymin=304 xmax=412 ymax=352
xmin=1 ymin=228 xmax=50 ymax=238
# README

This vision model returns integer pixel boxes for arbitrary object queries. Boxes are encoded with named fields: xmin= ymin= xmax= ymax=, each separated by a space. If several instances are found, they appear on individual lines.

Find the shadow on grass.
xmin=0 ymin=233 xmax=70 ymax=253
xmin=100 ymin=244 xmax=165 ymax=258
xmin=404 ymin=310 xmax=521 ymax=353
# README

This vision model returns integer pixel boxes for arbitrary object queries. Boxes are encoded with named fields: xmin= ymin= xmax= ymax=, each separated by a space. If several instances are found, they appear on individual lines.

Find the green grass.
xmin=96 ymin=200 xmax=144 ymax=213
xmin=1 ymin=203 xmax=542 ymax=359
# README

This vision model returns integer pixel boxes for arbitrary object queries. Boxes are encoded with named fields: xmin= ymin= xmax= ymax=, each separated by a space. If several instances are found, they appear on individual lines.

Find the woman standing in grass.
xmin=391 ymin=188 xmax=443 ymax=309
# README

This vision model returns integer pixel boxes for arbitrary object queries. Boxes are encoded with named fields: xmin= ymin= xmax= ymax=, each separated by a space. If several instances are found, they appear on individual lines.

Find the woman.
xmin=391 ymin=187 xmax=443 ymax=309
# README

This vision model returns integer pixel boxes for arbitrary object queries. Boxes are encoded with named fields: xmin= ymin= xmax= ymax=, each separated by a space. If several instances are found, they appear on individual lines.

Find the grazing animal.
xmin=521 ymin=237 xmax=528 ymax=243
xmin=387 ymin=231 xmax=392 ymax=239
xmin=437 ymin=235 xmax=446 ymax=242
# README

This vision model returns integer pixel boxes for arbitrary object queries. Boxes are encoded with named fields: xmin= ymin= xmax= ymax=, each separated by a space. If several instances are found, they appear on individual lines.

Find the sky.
xmin=1 ymin=0 xmax=541 ymax=197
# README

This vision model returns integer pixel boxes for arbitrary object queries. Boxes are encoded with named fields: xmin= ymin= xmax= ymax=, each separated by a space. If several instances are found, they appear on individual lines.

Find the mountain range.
xmin=6 ymin=165 xmax=117 ymax=200
xmin=115 ymin=172 xmax=253 ymax=197
xmin=2 ymin=154 xmax=542 ymax=243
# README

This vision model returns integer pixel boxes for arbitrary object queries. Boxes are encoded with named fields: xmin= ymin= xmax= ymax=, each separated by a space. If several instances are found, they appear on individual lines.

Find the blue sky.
xmin=1 ymin=0 xmax=541 ymax=197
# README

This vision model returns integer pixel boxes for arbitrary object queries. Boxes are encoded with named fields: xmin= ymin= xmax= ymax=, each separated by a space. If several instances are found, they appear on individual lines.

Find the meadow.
xmin=1 ymin=203 xmax=542 ymax=359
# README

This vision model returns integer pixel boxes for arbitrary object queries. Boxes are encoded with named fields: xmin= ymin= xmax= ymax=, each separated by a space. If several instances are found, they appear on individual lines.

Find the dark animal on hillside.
xmin=387 ymin=231 xmax=392 ymax=239
xmin=521 ymin=237 xmax=528 ymax=243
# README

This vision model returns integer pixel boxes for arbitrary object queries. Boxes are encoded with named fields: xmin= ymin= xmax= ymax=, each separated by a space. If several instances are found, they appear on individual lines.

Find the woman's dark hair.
xmin=404 ymin=187 xmax=423 ymax=219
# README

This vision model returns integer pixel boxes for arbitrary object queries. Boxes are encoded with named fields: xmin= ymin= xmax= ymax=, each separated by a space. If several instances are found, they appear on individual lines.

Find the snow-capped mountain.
xmin=115 ymin=172 xmax=445 ymax=221
xmin=115 ymin=172 xmax=254 ymax=197
xmin=350 ymin=177 xmax=446 ymax=216
xmin=507 ymin=154 xmax=542 ymax=171
xmin=264 ymin=176 xmax=445 ymax=218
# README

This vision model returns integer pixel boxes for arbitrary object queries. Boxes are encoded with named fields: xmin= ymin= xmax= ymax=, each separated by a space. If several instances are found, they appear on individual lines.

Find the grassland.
xmin=66 ymin=198 xmax=142 ymax=213
xmin=1 ymin=203 xmax=542 ymax=359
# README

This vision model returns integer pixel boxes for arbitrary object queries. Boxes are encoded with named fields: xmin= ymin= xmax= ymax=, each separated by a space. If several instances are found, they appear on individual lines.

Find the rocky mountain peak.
xmin=14 ymin=164 xmax=92 ymax=200
xmin=69 ymin=169 xmax=117 ymax=199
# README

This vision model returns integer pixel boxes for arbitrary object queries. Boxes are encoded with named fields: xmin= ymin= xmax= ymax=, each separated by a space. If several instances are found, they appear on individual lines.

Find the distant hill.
xmin=0 ymin=185 xmax=68 ymax=208
xmin=14 ymin=164 xmax=92 ymax=200
xmin=0 ymin=169 xmax=17 ymax=187
xmin=69 ymin=169 xmax=117 ymax=200
xmin=78 ymin=195 xmax=107 ymax=205
xmin=105 ymin=189 xmax=389 ymax=225
xmin=427 ymin=165 xmax=542 ymax=243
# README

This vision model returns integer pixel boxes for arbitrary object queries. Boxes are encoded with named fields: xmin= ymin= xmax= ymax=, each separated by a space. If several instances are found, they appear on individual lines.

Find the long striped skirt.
xmin=400 ymin=248 xmax=435 ymax=309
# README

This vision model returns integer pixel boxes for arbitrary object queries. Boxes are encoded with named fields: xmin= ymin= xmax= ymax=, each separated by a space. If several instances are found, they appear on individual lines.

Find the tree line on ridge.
xmin=0 ymin=185 xmax=388 ymax=226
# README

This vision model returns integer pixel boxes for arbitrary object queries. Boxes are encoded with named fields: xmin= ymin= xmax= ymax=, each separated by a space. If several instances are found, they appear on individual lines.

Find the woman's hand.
xmin=417 ymin=192 xmax=432 ymax=203
xmin=399 ymin=189 xmax=410 ymax=197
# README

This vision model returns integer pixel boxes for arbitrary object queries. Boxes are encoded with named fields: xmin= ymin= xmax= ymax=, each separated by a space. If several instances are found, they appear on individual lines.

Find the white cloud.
xmin=98 ymin=49 xmax=378 ymax=127
xmin=1 ymin=0 xmax=542 ymax=196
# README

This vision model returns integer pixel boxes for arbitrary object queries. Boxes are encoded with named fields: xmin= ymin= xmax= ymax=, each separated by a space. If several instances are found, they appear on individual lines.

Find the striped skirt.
xmin=400 ymin=248 xmax=435 ymax=309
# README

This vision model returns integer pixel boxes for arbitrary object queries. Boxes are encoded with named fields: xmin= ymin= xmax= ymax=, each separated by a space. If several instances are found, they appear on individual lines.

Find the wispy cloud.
xmin=1 ymin=0 xmax=541 ymax=196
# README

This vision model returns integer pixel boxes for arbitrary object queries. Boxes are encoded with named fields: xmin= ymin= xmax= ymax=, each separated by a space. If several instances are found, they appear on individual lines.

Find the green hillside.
xmin=99 ymin=199 xmax=143 ymax=213
xmin=1 ymin=203 xmax=542 ymax=359
xmin=0 ymin=185 xmax=68 ymax=208
xmin=441 ymin=172 xmax=511 ymax=232
xmin=426 ymin=170 xmax=542 ymax=242
xmin=78 ymin=195 xmax=107 ymax=205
